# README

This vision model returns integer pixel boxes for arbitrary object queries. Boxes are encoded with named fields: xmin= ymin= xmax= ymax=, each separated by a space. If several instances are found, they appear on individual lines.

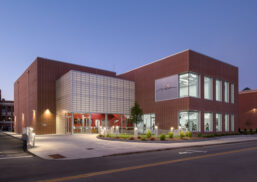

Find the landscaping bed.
xmin=97 ymin=130 xmax=252 ymax=142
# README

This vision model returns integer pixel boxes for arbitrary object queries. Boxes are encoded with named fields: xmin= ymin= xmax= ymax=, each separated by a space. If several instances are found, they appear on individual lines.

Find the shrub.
xmin=185 ymin=131 xmax=192 ymax=138
xmin=141 ymin=136 xmax=146 ymax=141
xmin=137 ymin=136 xmax=141 ymax=139
xmin=99 ymin=134 xmax=103 ymax=137
xmin=159 ymin=134 xmax=166 ymax=141
xmin=106 ymin=134 xmax=111 ymax=138
xmin=197 ymin=133 xmax=202 ymax=137
xmin=150 ymin=137 xmax=155 ymax=141
xmin=168 ymin=132 xmax=174 ymax=138
xmin=116 ymin=136 xmax=120 ymax=139
xmin=129 ymin=137 xmax=134 ymax=140
xmin=179 ymin=131 xmax=185 ymax=138
xmin=146 ymin=129 xmax=152 ymax=138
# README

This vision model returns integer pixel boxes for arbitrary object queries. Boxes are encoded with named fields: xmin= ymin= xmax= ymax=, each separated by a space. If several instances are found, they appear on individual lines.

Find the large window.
xmin=179 ymin=73 xmax=200 ymax=98
xmin=137 ymin=113 xmax=155 ymax=134
xmin=204 ymin=113 xmax=213 ymax=132
xmin=231 ymin=84 xmax=234 ymax=104
xmin=204 ymin=76 xmax=213 ymax=100
xmin=225 ymin=114 xmax=229 ymax=131
xmin=179 ymin=111 xmax=200 ymax=132
xmin=216 ymin=80 xmax=222 ymax=101
xmin=231 ymin=114 xmax=234 ymax=131
xmin=224 ymin=81 xmax=229 ymax=103
xmin=216 ymin=113 xmax=222 ymax=132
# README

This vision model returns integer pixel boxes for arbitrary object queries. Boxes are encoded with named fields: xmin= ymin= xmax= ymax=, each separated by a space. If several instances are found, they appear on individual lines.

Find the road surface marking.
xmin=38 ymin=146 xmax=257 ymax=182
xmin=0 ymin=155 xmax=33 ymax=160
xmin=179 ymin=150 xmax=207 ymax=155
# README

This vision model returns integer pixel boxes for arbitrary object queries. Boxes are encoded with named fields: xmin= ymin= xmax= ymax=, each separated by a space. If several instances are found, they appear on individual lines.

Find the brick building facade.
xmin=14 ymin=50 xmax=239 ymax=134
xmin=239 ymin=89 xmax=257 ymax=130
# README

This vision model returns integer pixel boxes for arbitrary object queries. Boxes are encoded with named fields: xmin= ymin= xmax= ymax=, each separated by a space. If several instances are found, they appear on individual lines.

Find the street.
xmin=1 ymin=132 xmax=257 ymax=182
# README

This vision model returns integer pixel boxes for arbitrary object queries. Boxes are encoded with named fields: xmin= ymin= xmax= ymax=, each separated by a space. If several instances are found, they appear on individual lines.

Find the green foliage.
xmin=146 ymin=129 xmax=152 ymax=138
xmin=159 ymin=134 xmax=166 ymax=141
xmin=129 ymin=102 xmax=143 ymax=126
xmin=197 ymin=133 xmax=202 ymax=137
xmin=168 ymin=132 xmax=174 ymax=138
xmin=141 ymin=136 xmax=146 ymax=141
xmin=179 ymin=131 xmax=185 ymax=138
xmin=185 ymin=131 xmax=192 ymax=138
xmin=106 ymin=133 xmax=111 ymax=138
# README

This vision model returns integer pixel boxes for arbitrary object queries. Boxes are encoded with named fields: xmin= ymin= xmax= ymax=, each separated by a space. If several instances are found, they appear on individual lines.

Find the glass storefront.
xmin=204 ymin=113 xmax=213 ymax=132
xmin=137 ymin=113 xmax=155 ymax=134
xmin=179 ymin=111 xmax=200 ymax=132
xmin=216 ymin=113 xmax=222 ymax=132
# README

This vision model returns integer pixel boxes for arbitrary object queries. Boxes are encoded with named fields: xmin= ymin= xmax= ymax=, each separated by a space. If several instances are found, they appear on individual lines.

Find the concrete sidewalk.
xmin=4 ymin=132 xmax=257 ymax=160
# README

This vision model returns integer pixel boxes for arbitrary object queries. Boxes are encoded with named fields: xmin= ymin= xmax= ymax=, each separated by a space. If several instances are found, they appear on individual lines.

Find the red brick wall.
xmin=239 ymin=90 xmax=257 ymax=130
xmin=15 ymin=57 xmax=116 ymax=134
xmin=119 ymin=50 xmax=238 ymax=133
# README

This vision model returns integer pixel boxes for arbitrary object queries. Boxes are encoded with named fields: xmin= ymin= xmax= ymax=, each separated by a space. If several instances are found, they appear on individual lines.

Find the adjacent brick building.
xmin=239 ymin=89 xmax=257 ymax=130
xmin=14 ymin=49 xmax=239 ymax=134
xmin=0 ymin=89 xmax=14 ymax=131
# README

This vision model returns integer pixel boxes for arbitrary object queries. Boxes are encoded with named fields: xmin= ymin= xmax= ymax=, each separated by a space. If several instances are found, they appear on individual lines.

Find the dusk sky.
xmin=0 ymin=0 xmax=257 ymax=100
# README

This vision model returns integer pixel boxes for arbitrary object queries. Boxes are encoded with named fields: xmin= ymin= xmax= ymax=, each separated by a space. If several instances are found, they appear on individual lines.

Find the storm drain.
xmin=87 ymin=148 xmax=94 ymax=150
xmin=48 ymin=154 xmax=66 ymax=159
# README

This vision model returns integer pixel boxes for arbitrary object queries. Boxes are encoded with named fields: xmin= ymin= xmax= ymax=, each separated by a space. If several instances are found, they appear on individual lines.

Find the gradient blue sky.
xmin=0 ymin=0 xmax=257 ymax=100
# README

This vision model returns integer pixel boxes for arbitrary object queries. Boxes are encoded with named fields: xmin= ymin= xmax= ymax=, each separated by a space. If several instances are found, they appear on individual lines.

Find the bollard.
xmin=155 ymin=126 xmax=158 ymax=138
xmin=115 ymin=126 xmax=119 ymax=136
xmin=134 ymin=127 xmax=138 ymax=138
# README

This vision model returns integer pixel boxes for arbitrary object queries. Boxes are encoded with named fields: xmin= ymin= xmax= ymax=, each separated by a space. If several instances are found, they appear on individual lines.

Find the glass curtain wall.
xmin=179 ymin=111 xmax=200 ymax=132
xmin=224 ymin=82 xmax=229 ymax=103
xmin=225 ymin=114 xmax=229 ymax=131
xmin=204 ymin=77 xmax=213 ymax=100
xmin=204 ymin=113 xmax=213 ymax=132
xmin=137 ymin=113 xmax=155 ymax=133
xmin=179 ymin=73 xmax=200 ymax=98
xmin=216 ymin=80 xmax=222 ymax=101
xmin=216 ymin=113 xmax=222 ymax=132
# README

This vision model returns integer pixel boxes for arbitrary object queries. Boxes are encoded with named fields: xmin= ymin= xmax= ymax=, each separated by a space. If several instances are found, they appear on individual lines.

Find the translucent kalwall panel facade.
xmin=56 ymin=70 xmax=135 ymax=134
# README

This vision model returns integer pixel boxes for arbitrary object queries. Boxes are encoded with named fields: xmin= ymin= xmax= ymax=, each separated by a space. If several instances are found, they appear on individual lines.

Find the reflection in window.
xmin=204 ymin=113 xmax=213 ymax=132
xmin=231 ymin=114 xmax=234 ymax=131
xmin=216 ymin=80 xmax=222 ymax=101
xmin=225 ymin=114 xmax=229 ymax=131
xmin=224 ymin=82 xmax=229 ymax=103
xmin=179 ymin=73 xmax=200 ymax=98
xmin=179 ymin=111 xmax=200 ymax=132
xmin=204 ymin=76 xmax=213 ymax=100
xmin=231 ymin=84 xmax=234 ymax=104
xmin=216 ymin=113 xmax=222 ymax=132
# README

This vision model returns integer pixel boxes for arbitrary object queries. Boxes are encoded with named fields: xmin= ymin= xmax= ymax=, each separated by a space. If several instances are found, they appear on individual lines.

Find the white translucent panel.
xmin=231 ymin=84 xmax=234 ymax=104
xmin=204 ymin=113 xmax=213 ymax=132
xmin=216 ymin=113 xmax=222 ymax=132
xmin=225 ymin=114 xmax=229 ymax=131
xmin=216 ymin=80 xmax=222 ymax=101
xmin=224 ymin=82 xmax=229 ymax=103
xmin=204 ymin=77 xmax=213 ymax=100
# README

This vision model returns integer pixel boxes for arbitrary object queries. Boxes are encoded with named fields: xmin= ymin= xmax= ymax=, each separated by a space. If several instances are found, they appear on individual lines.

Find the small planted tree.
xmin=129 ymin=102 xmax=143 ymax=127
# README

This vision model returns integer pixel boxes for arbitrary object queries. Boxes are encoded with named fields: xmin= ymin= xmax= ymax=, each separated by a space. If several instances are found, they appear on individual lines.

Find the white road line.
xmin=179 ymin=150 xmax=207 ymax=155
xmin=0 ymin=155 xmax=33 ymax=160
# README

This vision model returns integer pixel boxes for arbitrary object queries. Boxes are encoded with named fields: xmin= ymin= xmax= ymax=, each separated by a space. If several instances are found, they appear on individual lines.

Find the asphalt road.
xmin=1 ymin=132 xmax=257 ymax=182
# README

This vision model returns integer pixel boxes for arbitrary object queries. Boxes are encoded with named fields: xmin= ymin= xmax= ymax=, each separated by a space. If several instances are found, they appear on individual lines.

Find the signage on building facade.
xmin=155 ymin=74 xmax=178 ymax=102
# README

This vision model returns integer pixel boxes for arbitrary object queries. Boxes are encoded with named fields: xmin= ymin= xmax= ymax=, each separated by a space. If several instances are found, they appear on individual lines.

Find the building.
xmin=0 ymin=90 xmax=14 ymax=131
xmin=14 ymin=57 xmax=134 ymax=134
xmin=239 ymin=89 xmax=257 ymax=130
xmin=14 ymin=49 xmax=238 ymax=135
xmin=119 ymin=49 xmax=238 ymax=133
